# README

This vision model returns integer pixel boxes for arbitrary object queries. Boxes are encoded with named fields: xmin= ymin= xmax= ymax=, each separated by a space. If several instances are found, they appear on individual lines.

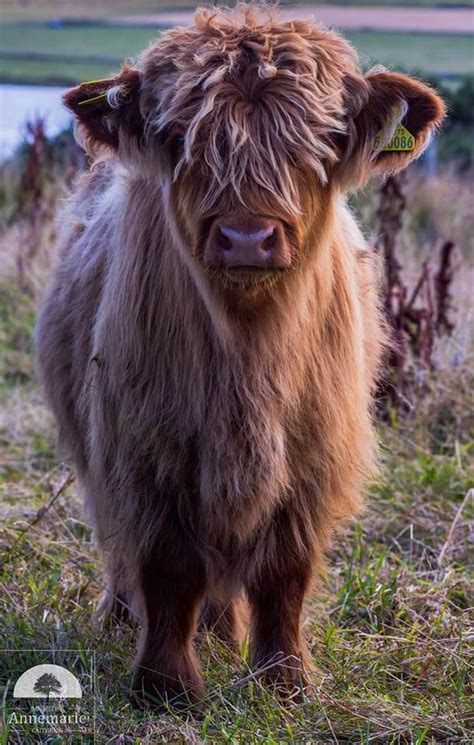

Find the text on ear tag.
xmin=375 ymin=123 xmax=415 ymax=152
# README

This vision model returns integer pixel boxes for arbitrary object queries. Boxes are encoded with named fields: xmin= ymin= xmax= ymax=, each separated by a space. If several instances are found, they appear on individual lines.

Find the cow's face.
xmin=140 ymin=11 xmax=355 ymax=292
xmin=65 ymin=6 xmax=445 ymax=295
xmin=165 ymin=136 xmax=330 ymax=293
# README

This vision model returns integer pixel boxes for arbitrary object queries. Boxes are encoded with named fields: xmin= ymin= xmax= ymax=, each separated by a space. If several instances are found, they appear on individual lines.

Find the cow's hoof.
xmin=253 ymin=653 xmax=309 ymax=702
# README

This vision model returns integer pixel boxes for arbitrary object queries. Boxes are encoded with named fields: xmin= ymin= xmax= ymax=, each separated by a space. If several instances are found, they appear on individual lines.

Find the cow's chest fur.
xmin=196 ymin=354 xmax=293 ymax=545
xmin=158 ymin=339 xmax=295 ymax=546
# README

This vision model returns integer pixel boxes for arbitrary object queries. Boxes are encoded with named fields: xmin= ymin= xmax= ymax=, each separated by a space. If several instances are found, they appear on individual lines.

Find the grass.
xmin=345 ymin=31 xmax=474 ymax=76
xmin=0 ymin=59 xmax=115 ymax=88
xmin=0 ymin=162 xmax=473 ymax=741
xmin=0 ymin=22 xmax=473 ymax=85
xmin=0 ymin=24 xmax=159 ymax=59
xmin=0 ymin=0 xmax=191 ymax=20
xmin=0 ymin=279 xmax=472 ymax=741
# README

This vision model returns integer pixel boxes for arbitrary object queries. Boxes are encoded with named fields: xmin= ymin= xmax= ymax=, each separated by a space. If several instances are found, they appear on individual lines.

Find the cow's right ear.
xmin=63 ymin=64 xmax=143 ymax=153
xmin=336 ymin=69 xmax=445 ymax=188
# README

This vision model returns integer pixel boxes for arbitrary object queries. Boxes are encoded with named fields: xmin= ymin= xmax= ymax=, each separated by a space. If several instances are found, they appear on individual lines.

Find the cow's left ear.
xmin=336 ymin=70 xmax=446 ymax=187
xmin=63 ymin=64 xmax=143 ymax=154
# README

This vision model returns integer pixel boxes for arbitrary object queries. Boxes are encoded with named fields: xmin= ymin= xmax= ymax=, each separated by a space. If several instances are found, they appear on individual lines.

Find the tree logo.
xmin=13 ymin=664 xmax=82 ymax=699
xmin=33 ymin=672 xmax=63 ymax=698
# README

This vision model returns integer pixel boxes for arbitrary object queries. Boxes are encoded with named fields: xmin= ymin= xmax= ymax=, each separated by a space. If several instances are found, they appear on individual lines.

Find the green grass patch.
xmin=0 ymin=23 xmax=158 ymax=60
xmin=0 ymin=58 xmax=115 ymax=87
xmin=0 ymin=0 xmax=196 ymax=21
xmin=0 ymin=279 xmax=36 ymax=394
xmin=346 ymin=30 xmax=474 ymax=76
xmin=0 ymin=23 xmax=473 ymax=85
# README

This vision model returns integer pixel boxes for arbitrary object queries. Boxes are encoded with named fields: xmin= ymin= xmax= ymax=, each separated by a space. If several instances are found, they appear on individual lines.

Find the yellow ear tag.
xmin=78 ymin=93 xmax=108 ymax=106
xmin=375 ymin=123 xmax=415 ymax=152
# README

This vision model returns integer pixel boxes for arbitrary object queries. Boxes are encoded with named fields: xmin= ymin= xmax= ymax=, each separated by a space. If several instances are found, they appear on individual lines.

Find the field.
xmin=0 ymin=137 xmax=473 ymax=742
xmin=1 ymin=21 xmax=473 ymax=86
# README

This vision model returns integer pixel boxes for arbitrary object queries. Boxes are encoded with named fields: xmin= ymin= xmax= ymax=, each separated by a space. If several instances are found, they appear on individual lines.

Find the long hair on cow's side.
xmin=36 ymin=3 xmax=445 ymax=694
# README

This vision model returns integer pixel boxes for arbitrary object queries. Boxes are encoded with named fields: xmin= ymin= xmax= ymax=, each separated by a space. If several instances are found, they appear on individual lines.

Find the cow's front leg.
xmin=132 ymin=540 xmax=206 ymax=708
xmin=245 ymin=512 xmax=314 ymax=695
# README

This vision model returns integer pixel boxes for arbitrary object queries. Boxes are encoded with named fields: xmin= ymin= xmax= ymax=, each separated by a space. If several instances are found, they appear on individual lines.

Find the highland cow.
xmin=36 ymin=4 xmax=445 ymax=706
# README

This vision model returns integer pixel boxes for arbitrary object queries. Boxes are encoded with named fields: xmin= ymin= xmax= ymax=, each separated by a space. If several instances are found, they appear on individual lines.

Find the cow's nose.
xmin=218 ymin=223 xmax=275 ymax=266
xmin=204 ymin=218 xmax=291 ymax=271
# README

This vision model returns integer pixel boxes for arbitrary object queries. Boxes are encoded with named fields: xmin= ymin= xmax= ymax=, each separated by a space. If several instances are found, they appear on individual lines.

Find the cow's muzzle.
xmin=203 ymin=216 xmax=292 ymax=275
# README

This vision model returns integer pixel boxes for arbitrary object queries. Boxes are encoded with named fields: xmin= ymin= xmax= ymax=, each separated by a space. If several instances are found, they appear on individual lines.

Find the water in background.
xmin=0 ymin=84 xmax=71 ymax=160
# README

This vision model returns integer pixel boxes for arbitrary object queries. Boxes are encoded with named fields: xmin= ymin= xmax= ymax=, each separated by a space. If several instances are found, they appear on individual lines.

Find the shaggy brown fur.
xmin=36 ymin=4 xmax=445 ymax=706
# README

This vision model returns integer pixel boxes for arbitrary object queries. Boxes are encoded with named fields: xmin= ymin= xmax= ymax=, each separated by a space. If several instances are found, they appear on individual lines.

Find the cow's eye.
xmin=167 ymin=132 xmax=186 ymax=164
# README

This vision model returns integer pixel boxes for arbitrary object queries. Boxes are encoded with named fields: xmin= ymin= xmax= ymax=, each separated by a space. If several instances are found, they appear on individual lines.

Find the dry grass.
xmin=0 ymin=165 xmax=473 ymax=743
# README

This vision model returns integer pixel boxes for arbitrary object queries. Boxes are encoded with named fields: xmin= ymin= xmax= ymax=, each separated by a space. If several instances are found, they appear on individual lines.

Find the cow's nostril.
xmin=262 ymin=231 xmax=276 ymax=253
xmin=218 ymin=229 xmax=232 ymax=252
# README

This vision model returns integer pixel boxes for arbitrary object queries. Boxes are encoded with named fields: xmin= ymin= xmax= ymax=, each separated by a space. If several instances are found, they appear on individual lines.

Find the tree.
xmin=33 ymin=672 xmax=62 ymax=698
